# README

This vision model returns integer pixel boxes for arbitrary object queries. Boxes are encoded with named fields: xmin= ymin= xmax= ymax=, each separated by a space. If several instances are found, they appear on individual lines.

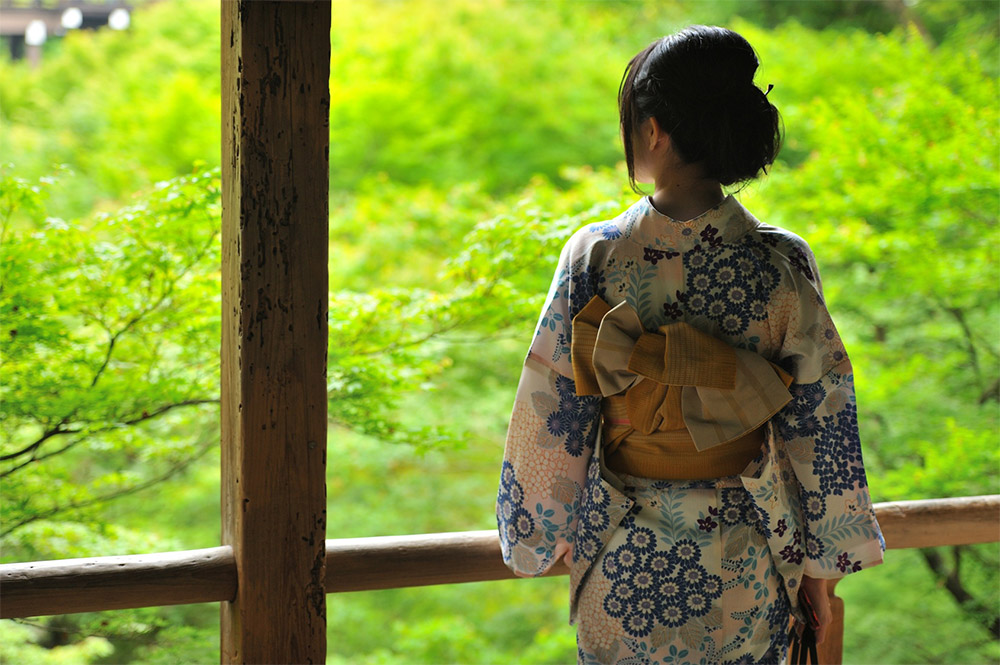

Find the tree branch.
xmin=0 ymin=417 xmax=72 ymax=462
xmin=0 ymin=439 xmax=216 ymax=538
xmin=350 ymin=278 xmax=505 ymax=357
xmin=978 ymin=377 xmax=999 ymax=405
xmin=0 ymin=432 xmax=90 ymax=478
xmin=355 ymin=319 xmax=466 ymax=357
xmin=89 ymin=282 xmax=176 ymax=389
xmin=0 ymin=399 xmax=218 ymax=474
xmin=943 ymin=304 xmax=983 ymax=391
xmin=920 ymin=547 xmax=1000 ymax=640
xmin=89 ymin=330 xmax=120 ymax=388
xmin=118 ymin=398 xmax=218 ymax=426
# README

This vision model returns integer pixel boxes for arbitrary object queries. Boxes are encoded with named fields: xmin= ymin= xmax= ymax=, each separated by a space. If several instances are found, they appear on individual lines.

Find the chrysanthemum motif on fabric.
xmin=497 ymin=461 xmax=534 ymax=550
xmin=600 ymin=535 xmax=723 ymax=638
xmin=574 ymin=456 xmax=612 ymax=564
xmin=591 ymin=221 xmax=623 ymax=240
xmin=680 ymin=241 xmax=780 ymax=337
xmin=534 ymin=375 xmax=599 ymax=457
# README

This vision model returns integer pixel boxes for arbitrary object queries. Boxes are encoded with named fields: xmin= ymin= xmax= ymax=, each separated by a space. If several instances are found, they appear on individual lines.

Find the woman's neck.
xmin=646 ymin=159 xmax=725 ymax=221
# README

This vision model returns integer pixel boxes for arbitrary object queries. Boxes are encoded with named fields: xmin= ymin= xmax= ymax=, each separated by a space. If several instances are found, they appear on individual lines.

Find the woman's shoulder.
xmin=747 ymin=220 xmax=812 ymax=255
xmin=560 ymin=200 xmax=643 ymax=259
xmin=744 ymin=220 xmax=822 ymax=287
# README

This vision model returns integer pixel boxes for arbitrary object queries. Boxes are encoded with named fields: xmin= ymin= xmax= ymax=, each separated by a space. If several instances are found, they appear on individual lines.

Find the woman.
xmin=496 ymin=26 xmax=885 ymax=664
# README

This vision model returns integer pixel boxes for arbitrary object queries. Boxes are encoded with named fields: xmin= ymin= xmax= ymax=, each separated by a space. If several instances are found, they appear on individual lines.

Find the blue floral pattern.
xmin=601 ymin=534 xmax=723 ymax=636
xmin=499 ymin=195 xmax=884 ymax=664
xmin=592 ymin=221 xmax=624 ymax=240
xmin=679 ymin=240 xmax=781 ymax=338
xmin=545 ymin=375 xmax=601 ymax=457
xmin=497 ymin=461 xmax=535 ymax=549
xmin=573 ymin=475 xmax=789 ymax=664
xmin=574 ymin=456 xmax=612 ymax=564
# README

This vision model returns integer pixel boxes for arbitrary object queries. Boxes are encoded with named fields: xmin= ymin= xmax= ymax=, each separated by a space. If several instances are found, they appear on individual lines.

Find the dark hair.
xmin=618 ymin=26 xmax=782 ymax=190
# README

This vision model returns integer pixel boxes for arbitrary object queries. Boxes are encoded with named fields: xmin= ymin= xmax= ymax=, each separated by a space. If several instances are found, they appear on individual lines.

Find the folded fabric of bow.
xmin=570 ymin=295 xmax=794 ymax=452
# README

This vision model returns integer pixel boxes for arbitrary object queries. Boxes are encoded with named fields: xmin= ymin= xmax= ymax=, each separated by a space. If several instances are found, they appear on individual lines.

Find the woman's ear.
xmin=646 ymin=116 xmax=669 ymax=152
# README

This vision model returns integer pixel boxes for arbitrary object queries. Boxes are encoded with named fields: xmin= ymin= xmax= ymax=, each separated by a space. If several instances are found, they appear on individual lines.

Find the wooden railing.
xmin=2 ymin=494 xmax=998 ymax=662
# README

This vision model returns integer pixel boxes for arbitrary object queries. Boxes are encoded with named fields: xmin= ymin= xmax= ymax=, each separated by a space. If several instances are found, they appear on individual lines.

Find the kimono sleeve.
xmin=773 ymin=241 xmax=885 ymax=579
xmin=496 ymin=237 xmax=602 ymax=577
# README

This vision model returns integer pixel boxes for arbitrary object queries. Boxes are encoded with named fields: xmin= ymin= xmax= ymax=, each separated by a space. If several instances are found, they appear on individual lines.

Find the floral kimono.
xmin=496 ymin=195 xmax=885 ymax=665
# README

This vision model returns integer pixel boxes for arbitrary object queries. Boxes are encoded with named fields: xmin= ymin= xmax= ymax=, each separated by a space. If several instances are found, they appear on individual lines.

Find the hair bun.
xmin=618 ymin=26 xmax=782 ymax=188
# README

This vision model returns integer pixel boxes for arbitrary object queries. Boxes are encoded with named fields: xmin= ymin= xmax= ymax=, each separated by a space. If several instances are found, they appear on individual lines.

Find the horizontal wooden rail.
xmin=0 ymin=546 xmax=236 ymax=618
xmin=2 ymin=495 xmax=998 ymax=618
xmin=873 ymin=494 xmax=1000 ymax=549
xmin=324 ymin=530 xmax=552 ymax=592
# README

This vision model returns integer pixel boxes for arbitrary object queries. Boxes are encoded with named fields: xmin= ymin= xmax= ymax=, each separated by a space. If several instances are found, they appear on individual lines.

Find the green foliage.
xmin=0 ymin=620 xmax=113 ymax=665
xmin=0 ymin=167 xmax=221 ymax=541
xmin=324 ymin=0 xmax=633 ymax=193
xmin=838 ymin=546 xmax=1000 ymax=665
xmin=0 ymin=1 xmax=220 ymax=219
xmin=0 ymin=1 xmax=997 ymax=664
xmin=736 ymin=19 xmax=1000 ymax=503
xmin=126 ymin=621 xmax=219 ymax=665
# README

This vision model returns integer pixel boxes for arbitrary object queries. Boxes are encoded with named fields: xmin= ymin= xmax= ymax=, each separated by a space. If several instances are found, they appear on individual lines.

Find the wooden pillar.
xmin=220 ymin=2 xmax=330 ymax=663
xmin=789 ymin=578 xmax=845 ymax=664
xmin=819 ymin=579 xmax=845 ymax=665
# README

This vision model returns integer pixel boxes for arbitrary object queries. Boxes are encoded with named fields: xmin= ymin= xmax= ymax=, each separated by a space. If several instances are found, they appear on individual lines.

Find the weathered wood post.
xmin=816 ymin=579 xmax=845 ymax=664
xmin=220 ymin=2 xmax=330 ymax=662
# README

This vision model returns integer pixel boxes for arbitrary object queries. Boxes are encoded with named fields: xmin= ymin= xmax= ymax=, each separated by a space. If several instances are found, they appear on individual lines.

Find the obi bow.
xmin=570 ymin=295 xmax=794 ymax=451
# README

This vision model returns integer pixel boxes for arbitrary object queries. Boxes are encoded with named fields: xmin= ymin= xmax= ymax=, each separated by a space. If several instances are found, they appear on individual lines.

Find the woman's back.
xmin=541 ymin=194 xmax=820 ymax=364
xmin=496 ymin=25 xmax=884 ymax=665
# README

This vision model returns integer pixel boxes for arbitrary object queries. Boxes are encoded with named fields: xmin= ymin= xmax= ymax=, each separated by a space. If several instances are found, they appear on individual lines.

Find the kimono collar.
xmin=618 ymin=194 xmax=760 ymax=251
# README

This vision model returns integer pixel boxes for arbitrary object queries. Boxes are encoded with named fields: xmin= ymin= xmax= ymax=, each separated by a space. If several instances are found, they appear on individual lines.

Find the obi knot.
xmin=570 ymin=295 xmax=794 ymax=451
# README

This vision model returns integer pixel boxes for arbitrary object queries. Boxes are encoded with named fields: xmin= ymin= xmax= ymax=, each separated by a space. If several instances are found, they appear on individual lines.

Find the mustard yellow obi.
xmin=571 ymin=295 xmax=794 ymax=480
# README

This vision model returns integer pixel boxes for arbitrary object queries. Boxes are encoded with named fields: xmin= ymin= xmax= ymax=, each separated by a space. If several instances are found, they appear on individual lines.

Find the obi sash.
xmin=570 ymin=295 xmax=794 ymax=480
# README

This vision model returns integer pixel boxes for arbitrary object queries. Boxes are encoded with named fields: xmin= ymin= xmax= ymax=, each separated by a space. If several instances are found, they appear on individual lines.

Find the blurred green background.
xmin=1 ymin=0 xmax=997 ymax=663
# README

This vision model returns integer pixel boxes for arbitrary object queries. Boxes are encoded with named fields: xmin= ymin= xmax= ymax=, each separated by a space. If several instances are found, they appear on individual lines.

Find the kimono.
xmin=496 ymin=195 xmax=885 ymax=665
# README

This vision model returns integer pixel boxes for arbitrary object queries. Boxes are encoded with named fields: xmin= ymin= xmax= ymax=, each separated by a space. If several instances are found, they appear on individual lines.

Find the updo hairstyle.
xmin=618 ymin=26 xmax=782 ymax=189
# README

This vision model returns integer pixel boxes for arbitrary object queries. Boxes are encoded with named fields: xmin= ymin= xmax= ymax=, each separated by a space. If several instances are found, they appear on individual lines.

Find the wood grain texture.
xmin=220 ymin=1 xmax=330 ymax=662
xmin=820 ymin=578 xmax=845 ymax=665
xmin=324 ymin=531 xmax=570 ymax=592
xmin=1 ymin=496 xmax=997 ymax=624
xmin=321 ymin=495 xmax=1000 ymax=591
xmin=875 ymin=495 xmax=1000 ymax=549
xmin=0 ymin=547 xmax=235 ymax=619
